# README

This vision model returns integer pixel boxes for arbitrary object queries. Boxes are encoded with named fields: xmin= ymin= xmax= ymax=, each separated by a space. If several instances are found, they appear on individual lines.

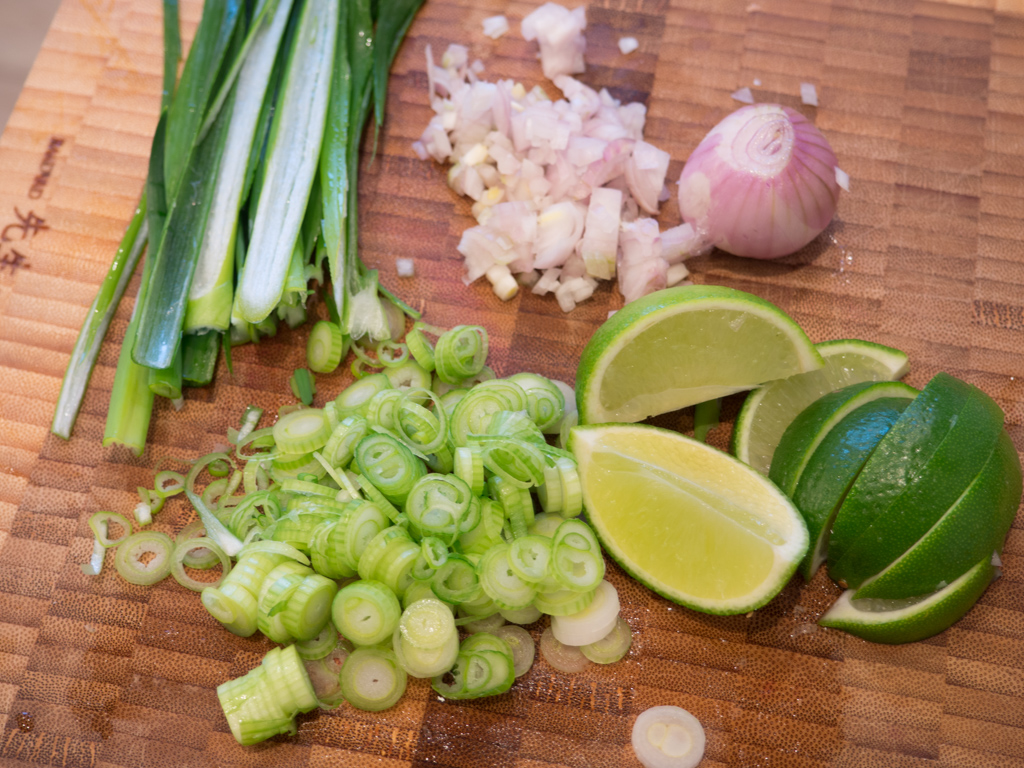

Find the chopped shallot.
xmin=522 ymin=3 xmax=587 ymax=80
xmin=415 ymin=24 xmax=705 ymax=310
xmin=800 ymin=82 xmax=819 ymax=106
xmin=731 ymin=87 xmax=754 ymax=104
xmin=396 ymin=258 xmax=415 ymax=277
xmin=618 ymin=37 xmax=639 ymax=55
xmin=834 ymin=166 xmax=850 ymax=192
xmin=482 ymin=15 xmax=510 ymax=39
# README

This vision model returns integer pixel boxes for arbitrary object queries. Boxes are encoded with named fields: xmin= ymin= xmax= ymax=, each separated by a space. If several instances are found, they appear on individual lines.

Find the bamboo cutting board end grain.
xmin=0 ymin=0 xmax=1022 ymax=766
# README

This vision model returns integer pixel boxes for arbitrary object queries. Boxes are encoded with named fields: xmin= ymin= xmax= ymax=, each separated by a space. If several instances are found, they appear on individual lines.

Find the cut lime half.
xmin=732 ymin=339 xmax=910 ymax=476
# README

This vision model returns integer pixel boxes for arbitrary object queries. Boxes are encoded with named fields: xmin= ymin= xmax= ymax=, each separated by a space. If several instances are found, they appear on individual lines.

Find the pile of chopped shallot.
xmin=412 ymin=3 xmax=708 ymax=312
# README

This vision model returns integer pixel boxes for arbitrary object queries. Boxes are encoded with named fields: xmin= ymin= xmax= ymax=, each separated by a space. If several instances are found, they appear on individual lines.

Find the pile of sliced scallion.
xmin=84 ymin=322 xmax=634 ymax=744
xmin=51 ymin=0 xmax=425 ymax=455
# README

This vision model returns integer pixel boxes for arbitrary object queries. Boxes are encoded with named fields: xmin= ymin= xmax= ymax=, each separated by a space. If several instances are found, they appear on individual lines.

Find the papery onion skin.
xmin=677 ymin=104 xmax=840 ymax=260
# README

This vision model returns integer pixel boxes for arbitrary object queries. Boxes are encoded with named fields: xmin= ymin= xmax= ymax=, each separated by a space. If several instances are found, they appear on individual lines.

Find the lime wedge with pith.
xmin=732 ymin=339 xmax=910 ymax=476
xmin=569 ymin=423 xmax=808 ymax=615
xmin=819 ymin=554 xmax=996 ymax=644
xmin=575 ymin=286 xmax=823 ymax=425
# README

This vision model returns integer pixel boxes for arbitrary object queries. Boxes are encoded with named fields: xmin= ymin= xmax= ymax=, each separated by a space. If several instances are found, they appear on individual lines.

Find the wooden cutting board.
xmin=1 ymin=0 xmax=1022 ymax=765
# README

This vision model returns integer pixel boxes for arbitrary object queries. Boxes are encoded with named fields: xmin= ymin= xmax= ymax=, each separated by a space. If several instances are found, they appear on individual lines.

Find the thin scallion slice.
xmin=340 ymin=647 xmax=407 ymax=712
xmin=114 ymin=531 xmax=175 ymax=586
xmin=171 ymin=535 xmax=231 ymax=591
xmin=273 ymin=408 xmax=330 ymax=454
xmin=332 ymin=579 xmax=401 ymax=646
xmin=89 ymin=512 xmax=132 ymax=548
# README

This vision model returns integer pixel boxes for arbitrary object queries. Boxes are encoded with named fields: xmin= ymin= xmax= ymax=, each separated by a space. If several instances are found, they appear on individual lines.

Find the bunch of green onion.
xmin=51 ymin=0 xmax=425 ymax=455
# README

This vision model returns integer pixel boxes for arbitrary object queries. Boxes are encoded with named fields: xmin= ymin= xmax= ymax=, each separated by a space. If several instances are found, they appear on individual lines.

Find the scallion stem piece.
xmin=51 ymin=199 xmax=147 ymax=441
xmin=234 ymin=0 xmax=338 ymax=323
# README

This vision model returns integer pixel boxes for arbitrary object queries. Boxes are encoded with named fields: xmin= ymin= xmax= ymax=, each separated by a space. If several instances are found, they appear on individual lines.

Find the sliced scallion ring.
xmin=332 ymin=579 xmax=401 ymax=646
xmin=582 ymin=617 xmax=633 ymax=664
xmin=550 ymin=580 xmax=620 ymax=646
xmin=340 ymin=647 xmax=407 ymax=712
xmin=114 ymin=531 xmax=174 ymax=586
xmin=89 ymin=512 xmax=132 ymax=548
xmin=307 ymin=320 xmax=345 ymax=373
xmin=539 ymin=627 xmax=590 ymax=674
xmin=154 ymin=469 xmax=186 ymax=496
xmin=494 ymin=624 xmax=536 ymax=677
xmin=171 ymin=535 xmax=231 ymax=591
xmin=631 ymin=706 xmax=706 ymax=768
xmin=273 ymin=408 xmax=331 ymax=454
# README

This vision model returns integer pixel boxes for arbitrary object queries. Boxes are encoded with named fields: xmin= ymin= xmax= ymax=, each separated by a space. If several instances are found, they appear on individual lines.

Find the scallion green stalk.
xmin=51 ymin=197 xmax=147 ymax=440
xmin=234 ymin=0 xmax=338 ymax=323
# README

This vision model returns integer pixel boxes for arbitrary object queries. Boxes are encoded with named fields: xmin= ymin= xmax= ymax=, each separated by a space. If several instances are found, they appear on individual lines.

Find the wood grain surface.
xmin=1 ymin=0 xmax=1023 ymax=766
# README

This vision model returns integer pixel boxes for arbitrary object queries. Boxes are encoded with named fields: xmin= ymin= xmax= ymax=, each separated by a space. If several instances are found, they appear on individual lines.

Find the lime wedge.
xmin=569 ymin=424 xmax=808 ymax=615
xmin=791 ymin=396 xmax=913 ymax=581
xmin=852 ymin=430 xmax=1021 ymax=601
xmin=732 ymin=339 xmax=910 ymax=475
xmin=768 ymin=380 xmax=918 ymax=498
xmin=828 ymin=373 xmax=1005 ymax=589
xmin=819 ymin=555 xmax=996 ymax=644
xmin=575 ymin=286 xmax=822 ymax=425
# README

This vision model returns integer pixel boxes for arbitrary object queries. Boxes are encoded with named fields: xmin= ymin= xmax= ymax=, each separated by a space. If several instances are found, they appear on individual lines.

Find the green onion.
xmin=51 ymin=198 xmax=148 ymax=441
xmin=393 ymin=624 xmax=460 ymax=679
xmin=405 ymin=325 xmax=436 ymax=372
xmin=181 ymin=330 xmax=221 ymax=387
xmin=171 ymin=536 xmax=230 ymax=591
xmin=404 ymin=474 xmax=471 ymax=543
xmin=289 ymin=368 xmax=317 ymax=406
xmin=336 ymin=373 xmax=391 ymax=418
xmin=296 ymin=622 xmax=340 ymax=661
xmin=281 ymin=574 xmax=337 ymax=641
xmin=398 ymin=596 xmax=457 ymax=650
xmin=114 ymin=531 xmax=175 ymax=586
xmin=507 ymin=535 xmax=552 ymax=584
xmin=339 ymin=647 xmax=407 ymax=712
xmin=694 ymin=397 xmax=722 ymax=443
xmin=508 ymin=372 xmax=565 ymax=433
xmin=89 ymin=512 xmax=132 ymax=548
xmin=354 ymin=434 xmax=424 ymax=505
xmin=273 ymin=408 xmax=330 ymax=453
xmin=332 ymin=579 xmax=401 ymax=646
xmin=185 ymin=452 xmax=246 ymax=556
xmin=494 ymin=625 xmax=536 ymax=677
xmin=234 ymin=0 xmax=338 ymax=323
xmin=431 ymin=555 xmax=480 ymax=604
xmin=81 ymin=537 xmax=105 ymax=577
xmin=434 ymin=325 xmax=489 ymax=385
xmin=307 ymin=320 xmax=346 ymax=373
xmin=534 ymin=586 xmax=595 ymax=617
xmin=581 ymin=617 xmax=633 ymax=664
xmin=478 ymin=543 xmax=537 ymax=610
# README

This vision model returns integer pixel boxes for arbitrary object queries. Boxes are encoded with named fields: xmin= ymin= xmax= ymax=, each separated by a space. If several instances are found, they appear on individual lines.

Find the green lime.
xmin=732 ymin=339 xmax=910 ymax=475
xmin=819 ymin=554 xmax=996 ymax=644
xmin=768 ymin=381 xmax=918 ymax=498
xmin=791 ymin=396 xmax=913 ymax=581
xmin=853 ymin=430 xmax=1022 ymax=600
xmin=575 ymin=285 xmax=822 ymax=425
xmin=568 ymin=423 xmax=808 ymax=615
xmin=828 ymin=373 xmax=1005 ymax=589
